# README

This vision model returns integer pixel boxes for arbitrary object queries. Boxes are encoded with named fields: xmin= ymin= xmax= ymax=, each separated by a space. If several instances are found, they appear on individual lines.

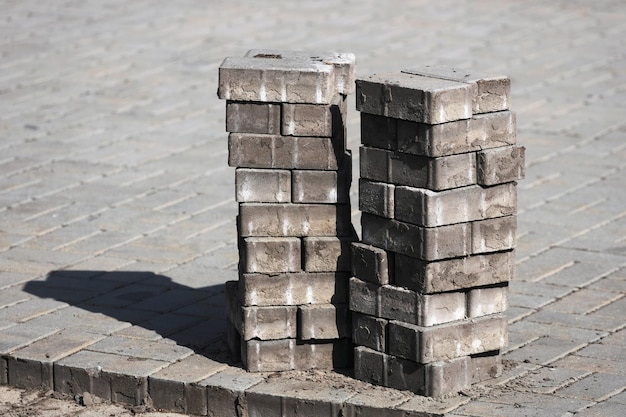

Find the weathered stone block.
xmin=239 ymin=203 xmax=353 ymax=237
xmin=388 ymin=314 xmax=508 ymax=363
xmin=356 ymin=72 xmax=472 ymax=124
xmin=228 ymin=133 xmax=345 ymax=170
xmin=477 ymin=145 xmax=525 ymax=185
xmin=292 ymin=156 xmax=351 ymax=203
xmin=241 ymin=237 xmax=301 ymax=273
xmin=226 ymin=101 xmax=281 ymax=134
xmin=467 ymin=284 xmax=509 ymax=318
xmin=359 ymin=178 xmax=395 ymax=218
xmin=352 ymin=312 xmax=387 ymax=352
xmin=303 ymin=236 xmax=354 ymax=272
xmin=298 ymin=304 xmax=350 ymax=340
xmin=394 ymin=251 xmax=514 ymax=293
xmin=351 ymin=242 xmax=392 ymax=285
xmin=235 ymin=168 xmax=291 ymax=203
xmin=239 ymin=272 xmax=348 ymax=307
xmin=471 ymin=215 xmax=517 ymax=254
xmin=218 ymin=56 xmax=337 ymax=104
xmin=402 ymin=66 xmax=510 ymax=114
xmin=244 ymin=49 xmax=356 ymax=95
xmin=361 ymin=213 xmax=470 ymax=261
xmin=360 ymin=113 xmax=397 ymax=150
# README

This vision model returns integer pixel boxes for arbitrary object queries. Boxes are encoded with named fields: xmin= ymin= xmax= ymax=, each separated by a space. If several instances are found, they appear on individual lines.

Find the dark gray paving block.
xmin=54 ymin=350 xmax=169 ymax=406
xmin=79 ymin=283 xmax=171 ymax=309
xmin=555 ymin=372 xmax=626 ymax=401
xmin=245 ymin=375 xmax=355 ymax=417
xmin=148 ymin=354 xmax=227 ymax=414
xmin=199 ymin=367 xmax=264 ymax=417
xmin=7 ymin=329 xmax=105 ymax=390
xmin=478 ymin=390 xmax=594 ymax=414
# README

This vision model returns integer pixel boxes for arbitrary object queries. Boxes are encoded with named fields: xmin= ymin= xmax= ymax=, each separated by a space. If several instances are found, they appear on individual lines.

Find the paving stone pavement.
xmin=1 ymin=0 xmax=625 ymax=416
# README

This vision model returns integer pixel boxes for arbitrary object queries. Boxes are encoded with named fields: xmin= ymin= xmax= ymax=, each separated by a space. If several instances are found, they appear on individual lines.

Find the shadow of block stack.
xmin=218 ymin=49 xmax=357 ymax=372
xmin=351 ymin=67 xmax=525 ymax=396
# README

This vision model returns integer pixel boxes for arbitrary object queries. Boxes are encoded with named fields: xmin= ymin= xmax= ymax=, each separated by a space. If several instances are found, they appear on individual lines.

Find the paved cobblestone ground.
xmin=1 ymin=0 xmax=625 ymax=416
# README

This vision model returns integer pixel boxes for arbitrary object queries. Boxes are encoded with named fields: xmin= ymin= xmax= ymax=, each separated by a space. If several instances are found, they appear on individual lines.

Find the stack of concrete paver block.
xmin=218 ymin=50 xmax=357 ymax=372
xmin=351 ymin=67 xmax=525 ymax=396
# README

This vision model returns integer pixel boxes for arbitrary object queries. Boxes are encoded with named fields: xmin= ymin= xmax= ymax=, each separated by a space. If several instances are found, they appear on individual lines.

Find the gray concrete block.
xmin=303 ymin=236 xmax=354 ymax=272
xmin=356 ymin=72 xmax=472 ymax=124
xmin=244 ymin=371 xmax=353 ymax=416
xmin=471 ymin=351 xmax=503 ymax=383
xmin=199 ymin=367 xmax=263 ymax=417
xmin=243 ymin=49 xmax=356 ymax=95
xmin=354 ymin=345 xmax=386 ymax=386
xmin=239 ymin=272 xmax=348 ymax=307
xmin=226 ymin=102 xmax=281 ymax=134
xmin=241 ymin=237 xmax=301 ymax=274
xmin=361 ymin=213 xmax=470 ymax=261
xmin=351 ymin=242 xmax=393 ymax=285
xmin=7 ymin=329 xmax=105 ymax=390
xmin=395 ymin=251 xmax=514 ymax=293
xmin=390 ymin=151 xmax=476 ymax=191
xmin=388 ymin=181 xmax=514 ymax=227
xmin=352 ymin=312 xmax=388 ymax=352
xmin=218 ymin=56 xmax=337 ymax=104
xmin=298 ymin=303 xmax=350 ymax=340
xmin=360 ymin=113 xmax=397 ymax=150
xmin=402 ymin=66 xmax=510 ymax=114
xmin=292 ymin=158 xmax=351 ymax=204
xmin=477 ymin=145 xmax=525 ymax=185
xmin=54 ymin=350 xmax=169 ymax=406
xmin=359 ymin=146 xmax=392 ymax=183
xmin=240 ymin=305 xmax=297 ymax=341
xmin=148 ymin=354 xmax=227 ymax=413
xmin=228 ymin=133 xmax=344 ymax=170
xmin=379 ymin=284 xmax=417 ymax=324
xmin=243 ymin=338 xmax=351 ymax=372
xmin=239 ymin=203 xmax=353 ymax=237
xmin=282 ymin=94 xmax=345 ymax=137
xmin=387 ymin=354 xmax=426 ymax=395
xmin=396 ymin=110 xmax=516 ymax=157
xmin=235 ymin=168 xmax=291 ymax=203
xmin=388 ymin=314 xmax=508 ymax=363
xmin=359 ymin=178 xmax=395 ymax=218
xmin=425 ymin=356 xmax=471 ymax=397
xmin=416 ymin=291 xmax=466 ymax=326
xmin=471 ymin=215 xmax=517 ymax=254
xmin=467 ymin=284 xmax=509 ymax=318
xmin=348 ymin=277 xmax=380 ymax=317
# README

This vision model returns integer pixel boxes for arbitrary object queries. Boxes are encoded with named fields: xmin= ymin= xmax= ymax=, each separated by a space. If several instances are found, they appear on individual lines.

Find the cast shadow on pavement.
xmin=23 ymin=270 xmax=236 ymax=365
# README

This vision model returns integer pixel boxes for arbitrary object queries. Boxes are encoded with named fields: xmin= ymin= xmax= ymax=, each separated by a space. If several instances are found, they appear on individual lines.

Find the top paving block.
xmin=356 ymin=72 xmax=473 ymax=125
xmin=218 ymin=50 xmax=356 ymax=104
xmin=245 ymin=49 xmax=356 ymax=96
xmin=402 ymin=66 xmax=510 ymax=114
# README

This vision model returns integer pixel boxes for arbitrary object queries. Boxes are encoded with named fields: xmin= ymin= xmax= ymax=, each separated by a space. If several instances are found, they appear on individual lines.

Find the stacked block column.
xmin=351 ymin=67 xmax=525 ymax=396
xmin=218 ymin=50 xmax=357 ymax=372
